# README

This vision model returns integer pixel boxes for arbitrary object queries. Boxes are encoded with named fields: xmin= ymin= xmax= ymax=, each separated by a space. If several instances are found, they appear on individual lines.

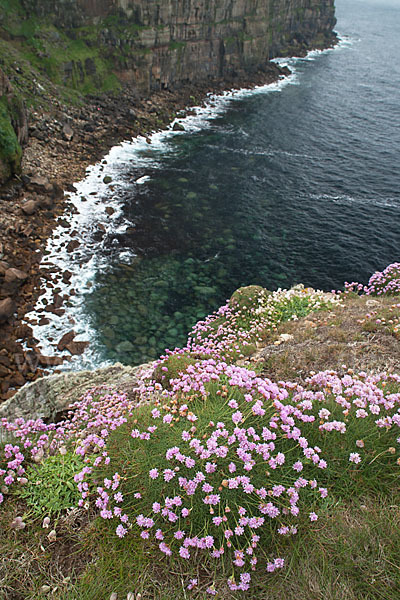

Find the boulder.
xmin=116 ymin=340 xmax=134 ymax=353
xmin=0 ymin=364 xmax=10 ymax=377
xmin=36 ymin=354 xmax=65 ymax=367
xmin=57 ymin=330 xmax=76 ymax=351
xmin=66 ymin=239 xmax=80 ymax=253
xmin=0 ymin=362 xmax=153 ymax=423
xmin=62 ymin=123 xmax=74 ymax=141
xmin=29 ymin=175 xmax=52 ymax=192
xmin=21 ymin=199 xmax=37 ymax=215
xmin=0 ymin=297 xmax=16 ymax=322
xmin=65 ymin=340 xmax=89 ymax=355
xmin=4 ymin=268 xmax=28 ymax=285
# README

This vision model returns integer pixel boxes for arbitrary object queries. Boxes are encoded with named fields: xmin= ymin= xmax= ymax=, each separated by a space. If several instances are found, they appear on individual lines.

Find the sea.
xmin=26 ymin=0 xmax=400 ymax=370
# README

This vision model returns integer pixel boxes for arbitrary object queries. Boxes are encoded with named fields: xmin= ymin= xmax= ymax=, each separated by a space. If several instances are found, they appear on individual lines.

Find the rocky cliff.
xmin=20 ymin=0 xmax=336 ymax=92
xmin=0 ymin=68 xmax=28 ymax=183
xmin=0 ymin=0 xmax=336 ymax=182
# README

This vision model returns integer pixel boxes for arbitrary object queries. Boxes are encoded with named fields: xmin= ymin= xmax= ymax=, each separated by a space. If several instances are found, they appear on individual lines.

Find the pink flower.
xmin=116 ymin=524 xmax=127 ymax=538
xmin=187 ymin=579 xmax=198 ymax=590
xmin=159 ymin=542 xmax=172 ymax=556
xmin=232 ymin=411 xmax=243 ymax=424
xmin=349 ymin=452 xmax=361 ymax=464
xmin=163 ymin=469 xmax=175 ymax=481
xmin=309 ymin=512 xmax=318 ymax=521
xmin=149 ymin=468 xmax=159 ymax=479
xmin=174 ymin=530 xmax=185 ymax=539
xmin=179 ymin=546 xmax=190 ymax=559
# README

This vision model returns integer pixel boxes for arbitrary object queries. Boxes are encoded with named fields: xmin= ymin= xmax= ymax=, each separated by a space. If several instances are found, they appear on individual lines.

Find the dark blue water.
xmin=84 ymin=0 xmax=400 ymax=365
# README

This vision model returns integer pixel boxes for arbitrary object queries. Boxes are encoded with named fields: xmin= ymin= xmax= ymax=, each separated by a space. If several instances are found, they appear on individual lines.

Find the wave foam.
xmin=24 ymin=40 xmax=354 ymax=372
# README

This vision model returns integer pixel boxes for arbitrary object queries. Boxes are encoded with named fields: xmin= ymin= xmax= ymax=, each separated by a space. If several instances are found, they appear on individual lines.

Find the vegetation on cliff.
xmin=0 ymin=96 xmax=22 ymax=182
xmin=1 ymin=263 xmax=400 ymax=599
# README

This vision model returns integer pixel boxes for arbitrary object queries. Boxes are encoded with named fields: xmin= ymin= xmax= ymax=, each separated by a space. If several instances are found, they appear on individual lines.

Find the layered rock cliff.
xmin=0 ymin=0 xmax=336 ymax=182
xmin=20 ymin=0 xmax=336 ymax=92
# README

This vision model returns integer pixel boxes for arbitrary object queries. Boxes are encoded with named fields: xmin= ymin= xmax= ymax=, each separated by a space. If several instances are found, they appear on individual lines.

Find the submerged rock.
xmin=116 ymin=340 xmax=134 ymax=353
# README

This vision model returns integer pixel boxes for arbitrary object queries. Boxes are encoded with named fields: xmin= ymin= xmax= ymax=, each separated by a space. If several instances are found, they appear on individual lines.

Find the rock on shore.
xmin=0 ymin=362 xmax=152 ymax=424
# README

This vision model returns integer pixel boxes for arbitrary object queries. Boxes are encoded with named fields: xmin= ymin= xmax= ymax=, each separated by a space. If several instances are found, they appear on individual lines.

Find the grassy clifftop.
xmin=1 ymin=263 xmax=400 ymax=599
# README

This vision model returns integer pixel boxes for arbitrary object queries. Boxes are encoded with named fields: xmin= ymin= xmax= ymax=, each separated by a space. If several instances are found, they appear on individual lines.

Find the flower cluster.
xmin=145 ymin=285 xmax=341 ymax=395
xmin=2 ymin=267 xmax=400 ymax=594
xmin=345 ymin=262 xmax=400 ymax=296
xmin=83 ymin=361 xmax=330 ymax=593
xmin=0 ymin=386 xmax=142 ymax=501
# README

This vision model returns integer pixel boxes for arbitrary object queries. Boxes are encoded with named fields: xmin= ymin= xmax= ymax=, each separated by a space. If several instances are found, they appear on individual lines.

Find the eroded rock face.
xmin=20 ymin=0 xmax=336 ymax=93
xmin=0 ymin=68 xmax=28 ymax=184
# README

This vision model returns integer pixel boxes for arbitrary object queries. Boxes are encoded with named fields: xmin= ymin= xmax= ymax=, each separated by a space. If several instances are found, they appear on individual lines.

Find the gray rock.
xmin=0 ymin=362 xmax=153 ymax=426
xmin=21 ymin=199 xmax=37 ymax=215
xmin=62 ymin=123 xmax=74 ymax=141
xmin=29 ymin=175 xmax=51 ymax=192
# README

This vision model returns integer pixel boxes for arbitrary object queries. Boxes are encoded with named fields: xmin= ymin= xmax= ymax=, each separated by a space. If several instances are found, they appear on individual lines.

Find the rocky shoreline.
xmin=0 ymin=61 xmax=296 ymax=404
xmin=0 ymin=22 xmax=342 ymax=406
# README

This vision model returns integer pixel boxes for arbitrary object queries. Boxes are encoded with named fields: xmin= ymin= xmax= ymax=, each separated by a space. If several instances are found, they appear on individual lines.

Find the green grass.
xmin=3 ymin=491 xmax=400 ymax=599
xmin=15 ymin=451 xmax=87 ymax=518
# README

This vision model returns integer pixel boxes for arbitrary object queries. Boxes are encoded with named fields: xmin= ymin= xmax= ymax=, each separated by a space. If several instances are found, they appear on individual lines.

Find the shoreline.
xmin=0 ymin=37 xmax=338 ymax=404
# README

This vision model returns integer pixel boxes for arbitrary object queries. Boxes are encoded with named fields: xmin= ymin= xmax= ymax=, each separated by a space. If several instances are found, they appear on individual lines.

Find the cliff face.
xmin=19 ymin=0 xmax=336 ymax=93
xmin=0 ymin=69 xmax=27 ymax=183
xmin=0 ymin=0 xmax=335 ymax=182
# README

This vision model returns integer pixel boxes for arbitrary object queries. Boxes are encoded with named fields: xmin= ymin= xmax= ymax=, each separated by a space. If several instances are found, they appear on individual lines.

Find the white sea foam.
xmin=24 ymin=37 xmax=353 ymax=372
xmin=310 ymin=193 xmax=400 ymax=210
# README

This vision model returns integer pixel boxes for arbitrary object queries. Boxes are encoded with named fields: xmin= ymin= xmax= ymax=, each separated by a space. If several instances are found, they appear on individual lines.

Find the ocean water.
xmin=28 ymin=0 xmax=400 ymax=368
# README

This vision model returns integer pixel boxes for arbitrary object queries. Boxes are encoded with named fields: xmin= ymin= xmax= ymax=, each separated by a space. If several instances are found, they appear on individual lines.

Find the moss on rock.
xmin=0 ymin=97 xmax=22 ymax=183
xmin=229 ymin=285 xmax=270 ymax=311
